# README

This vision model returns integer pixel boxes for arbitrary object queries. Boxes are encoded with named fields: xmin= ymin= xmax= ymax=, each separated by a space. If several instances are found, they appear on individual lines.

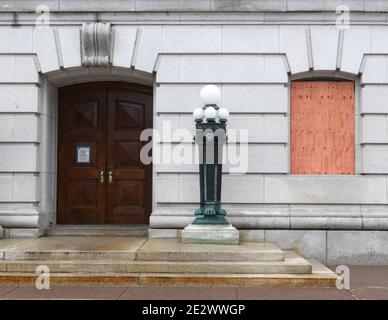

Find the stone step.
xmin=6 ymin=250 xmax=135 ymax=261
xmin=0 ymin=252 xmax=312 ymax=274
xmin=137 ymin=239 xmax=285 ymax=262
xmin=46 ymin=225 xmax=148 ymax=237
xmin=127 ymin=259 xmax=312 ymax=274
xmin=1 ymin=237 xmax=146 ymax=260
xmin=2 ymin=237 xmax=284 ymax=262
xmin=0 ymin=260 xmax=338 ymax=287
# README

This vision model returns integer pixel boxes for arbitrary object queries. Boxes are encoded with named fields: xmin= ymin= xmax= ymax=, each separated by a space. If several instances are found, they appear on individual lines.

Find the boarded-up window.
xmin=290 ymin=81 xmax=355 ymax=174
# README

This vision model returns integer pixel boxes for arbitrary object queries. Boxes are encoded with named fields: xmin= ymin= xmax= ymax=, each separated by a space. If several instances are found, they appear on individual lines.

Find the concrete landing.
xmin=0 ymin=237 xmax=146 ymax=260
xmin=0 ymin=237 xmax=339 ymax=287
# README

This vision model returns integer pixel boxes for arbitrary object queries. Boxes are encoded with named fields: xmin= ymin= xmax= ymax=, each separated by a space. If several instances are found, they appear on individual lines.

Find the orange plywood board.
xmin=290 ymin=81 xmax=355 ymax=174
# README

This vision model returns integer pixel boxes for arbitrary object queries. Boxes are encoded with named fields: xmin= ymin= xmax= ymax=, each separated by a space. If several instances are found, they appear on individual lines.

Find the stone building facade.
xmin=0 ymin=0 xmax=388 ymax=264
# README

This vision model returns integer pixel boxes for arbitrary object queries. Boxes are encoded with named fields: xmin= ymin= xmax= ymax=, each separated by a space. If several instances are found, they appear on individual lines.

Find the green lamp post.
xmin=192 ymin=85 xmax=230 ymax=225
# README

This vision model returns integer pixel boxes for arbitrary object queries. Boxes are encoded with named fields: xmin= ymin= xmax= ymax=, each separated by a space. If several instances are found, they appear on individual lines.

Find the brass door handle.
xmin=99 ymin=166 xmax=105 ymax=183
xmin=108 ymin=166 xmax=114 ymax=184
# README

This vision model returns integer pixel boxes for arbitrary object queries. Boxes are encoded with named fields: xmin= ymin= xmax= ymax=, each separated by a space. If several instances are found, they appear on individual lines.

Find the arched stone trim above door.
xmin=38 ymin=70 xmax=155 ymax=232
xmin=30 ymin=24 xmax=161 ymax=74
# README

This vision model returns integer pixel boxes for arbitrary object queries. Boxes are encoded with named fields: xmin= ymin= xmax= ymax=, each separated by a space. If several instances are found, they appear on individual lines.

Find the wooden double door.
xmin=58 ymin=83 xmax=152 ymax=224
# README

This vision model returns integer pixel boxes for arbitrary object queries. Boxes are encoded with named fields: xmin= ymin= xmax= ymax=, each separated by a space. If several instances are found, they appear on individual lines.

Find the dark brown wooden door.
xmin=58 ymin=83 xmax=152 ymax=224
xmin=106 ymin=90 xmax=152 ymax=224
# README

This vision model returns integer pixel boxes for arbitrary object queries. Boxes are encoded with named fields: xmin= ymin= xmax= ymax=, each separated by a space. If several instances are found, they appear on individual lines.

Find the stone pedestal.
xmin=181 ymin=224 xmax=239 ymax=245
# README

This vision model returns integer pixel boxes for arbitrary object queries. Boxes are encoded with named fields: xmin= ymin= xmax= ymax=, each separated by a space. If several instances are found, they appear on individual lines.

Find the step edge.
xmin=0 ymin=273 xmax=338 ymax=287
xmin=0 ymin=260 xmax=312 ymax=266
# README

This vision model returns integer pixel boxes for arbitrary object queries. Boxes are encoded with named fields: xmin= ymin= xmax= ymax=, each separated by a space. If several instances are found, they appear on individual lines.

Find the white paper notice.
xmin=77 ymin=146 xmax=91 ymax=164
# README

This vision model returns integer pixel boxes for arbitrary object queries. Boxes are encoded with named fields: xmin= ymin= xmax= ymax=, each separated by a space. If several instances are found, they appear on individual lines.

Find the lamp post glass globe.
xmin=217 ymin=107 xmax=229 ymax=120
xmin=193 ymin=107 xmax=204 ymax=120
xmin=200 ymin=85 xmax=221 ymax=106
xmin=204 ymin=106 xmax=217 ymax=120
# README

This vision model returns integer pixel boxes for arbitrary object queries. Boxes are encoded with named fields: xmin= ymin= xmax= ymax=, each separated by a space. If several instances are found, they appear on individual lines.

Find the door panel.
xmin=106 ymin=90 xmax=152 ymax=224
xmin=115 ymin=100 xmax=144 ymax=129
xmin=58 ymin=83 xmax=152 ymax=225
xmin=69 ymin=102 xmax=99 ymax=129
xmin=58 ymin=90 xmax=107 ymax=224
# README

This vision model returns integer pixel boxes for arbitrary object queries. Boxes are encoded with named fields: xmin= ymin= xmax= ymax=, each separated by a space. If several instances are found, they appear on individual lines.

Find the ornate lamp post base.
xmin=184 ymin=206 xmax=239 ymax=245
xmin=182 ymin=223 xmax=239 ymax=245
xmin=192 ymin=206 xmax=229 ymax=225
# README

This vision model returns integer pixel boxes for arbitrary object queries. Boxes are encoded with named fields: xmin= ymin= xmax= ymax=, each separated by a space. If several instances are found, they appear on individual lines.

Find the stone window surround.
xmin=289 ymin=71 xmax=361 ymax=175
xmin=40 ymin=66 xmax=154 ymax=232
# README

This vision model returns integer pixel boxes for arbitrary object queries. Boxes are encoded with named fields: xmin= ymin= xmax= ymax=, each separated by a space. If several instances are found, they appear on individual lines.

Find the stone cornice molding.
xmin=0 ymin=12 xmax=387 ymax=26
xmin=0 ymin=1 xmax=387 ymax=13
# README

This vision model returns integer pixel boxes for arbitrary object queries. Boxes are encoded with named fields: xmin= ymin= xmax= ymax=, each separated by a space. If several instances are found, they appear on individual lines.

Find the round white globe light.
xmin=217 ymin=107 xmax=229 ymax=120
xmin=193 ymin=107 xmax=204 ymax=120
xmin=200 ymin=85 xmax=221 ymax=106
xmin=204 ymin=106 xmax=217 ymax=120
